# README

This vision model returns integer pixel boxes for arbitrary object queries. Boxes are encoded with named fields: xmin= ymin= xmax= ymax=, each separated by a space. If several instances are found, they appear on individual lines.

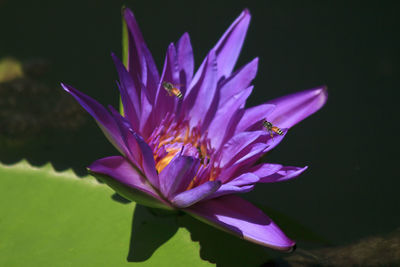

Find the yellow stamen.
xmin=155 ymin=148 xmax=180 ymax=173
xmin=186 ymin=179 xmax=195 ymax=190
xmin=149 ymin=118 xmax=215 ymax=188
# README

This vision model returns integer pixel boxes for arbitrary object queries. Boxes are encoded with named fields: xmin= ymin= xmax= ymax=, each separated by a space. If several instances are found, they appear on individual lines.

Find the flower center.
xmin=146 ymin=114 xmax=213 ymax=174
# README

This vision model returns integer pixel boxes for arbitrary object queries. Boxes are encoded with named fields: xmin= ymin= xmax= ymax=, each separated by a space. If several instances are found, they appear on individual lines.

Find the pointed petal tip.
xmin=167 ymin=42 xmax=176 ymax=51
xmin=314 ymin=85 xmax=328 ymax=105
xmin=207 ymin=8 xmax=251 ymax=79
xmin=235 ymin=8 xmax=251 ymax=28
xmin=320 ymin=84 xmax=328 ymax=92
xmin=283 ymin=242 xmax=297 ymax=252
xmin=256 ymin=164 xmax=309 ymax=183
xmin=122 ymin=6 xmax=133 ymax=17
xmin=110 ymin=52 xmax=122 ymax=65
xmin=266 ymin=241 xmax=296 ymax=252
xmin=181 ymin=32 xmax=190 ymax=40
xmin=317 ymin=84 xmax=328 ymax=95
xmin=60 ymin=82 xmax=67 ymax=89
xmin=315 ymin=85 xmax=328 ymax=110
xmin=282 ymin=165 xmax=308 ymax=181
xmin=60 ymin=82 xmax=73 ymax=93
xmin=60 ymin=82 xmax=67 ymax=88
xmin=245 ymin=237 xmax=296 ymax=252
xmin=266 ymin=85 xmax=328 ymax=128
xmin=293 ymin=166 xmax=309 ymax=177
xmin=242 ymin=8 xmax=251 ymax=16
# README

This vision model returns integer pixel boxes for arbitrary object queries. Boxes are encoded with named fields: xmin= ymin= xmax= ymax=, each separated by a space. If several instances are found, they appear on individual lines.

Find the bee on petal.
xmin=162 ymin=81 xmax=183 ymax=99
xmin=262 ymin=119 xmax=284 ymax=139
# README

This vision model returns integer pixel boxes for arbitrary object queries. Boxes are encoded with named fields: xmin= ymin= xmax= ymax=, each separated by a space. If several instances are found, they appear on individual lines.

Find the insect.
xmin=262 ymin=119 xmax=284 ymax=139
xmin=162 ymin=81 xmax=183 ymax=99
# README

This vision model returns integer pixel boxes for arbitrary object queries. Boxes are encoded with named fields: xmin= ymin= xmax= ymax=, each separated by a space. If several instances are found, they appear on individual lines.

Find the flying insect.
xmin=162 ymin=81 xmax=183 ymax=99
xmin=262 ymin=119 xmax=284 ymax=139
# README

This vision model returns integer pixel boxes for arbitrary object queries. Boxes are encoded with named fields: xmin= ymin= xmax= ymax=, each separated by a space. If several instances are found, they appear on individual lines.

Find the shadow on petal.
xmin=126 ymin=205 xmax=179 ymax=262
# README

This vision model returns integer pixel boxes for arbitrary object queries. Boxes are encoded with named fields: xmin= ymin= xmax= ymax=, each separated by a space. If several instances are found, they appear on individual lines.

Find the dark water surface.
xmin=1 ymin=0 xmax=399 ymax=265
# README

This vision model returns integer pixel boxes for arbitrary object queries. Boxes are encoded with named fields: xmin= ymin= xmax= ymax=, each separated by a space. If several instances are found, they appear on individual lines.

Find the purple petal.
xmin=232 ymin=142 xmax=268 ymax=166
xmin=218 ymin=130 xmax=290 ymax=183
xmin=220 ymin=129 xmax=288 ymax=180
xmin=208 ymin=86 xmax=253 ymax=149
xmin=219 ymin=130 xmax=265 ymax=167
xmin=236 ymin=104 xmax=275 ymax=134
xmin=139 ymin=85 xmax=153 ymax=138
xmin=153 ymin=43 xmax=179 ymax=125
xmin=116 ymin=81 xmax=140 ymax=132
xmin=61 ymin=83 xmax=125 ymax=155
xmin=223 ymin=173 xmax=260 ymax=186
xmin=171 ymin=181 xmax=221 ymax=208
xmin=108 ymin=106 xmax=141 ymax=167
xmin=200 ymin=85 xmax=220 ymax=133
xmin=88 ymin=156 xmax=170 ymax=209
xmin=220 ymin=108 xmax=245 ymax=149
xmin=251 ymin=164 xmax=308 ymax=183
xmin=123 ymin=8 xmax=159 ymax=102
xmin=159 ymin=155 xmax=200 ymax=199
xmin=185 ymin=50 xmax=218 ymax=127
xmin=186 ymin=195 xmax=295 ymax=251
xmin=219 ymin=57 xmax=258 ymax=105
xmin=89 ymin=156 xmax=151 ymax=193
xmin=207 ymin=173 xmax=259 ymax=199
xmin=111 ymin=52 xmax=140 ymax=112
xmin=108 ymin=107 xmax=160 ymax=189
xmin=210 ymin=184 xmax=255 ymax=199
xmin=266 ymin=86 xmax=328 ymax=129
xmin=131 ymin=131 xmax=160 ymax=188
xmin=228 ymin=129 xmax=287 ymax=166
xmin=262 ymin=128 xmax=288 ymax=152
xmin=213 ymin=9 xmax=251 ymax=78
xmin=186 ymin=9 xmax=251 ymax=100
xmin=218 ymin=142 xmax=269 ymax=183
xmin=176 ymin=32 xmax=194 ymax=88
xmin=111 ymin=53 xmax=140 ymax=128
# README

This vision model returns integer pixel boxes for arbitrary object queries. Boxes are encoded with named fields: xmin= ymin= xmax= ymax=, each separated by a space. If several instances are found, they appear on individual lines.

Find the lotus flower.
xmin=61 ymin=8 xmax=327 ymax=251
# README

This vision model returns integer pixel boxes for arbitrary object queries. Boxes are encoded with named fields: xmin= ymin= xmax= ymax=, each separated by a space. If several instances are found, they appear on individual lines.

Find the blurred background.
xmin=1 ymin=0 xmax=399 ymax=265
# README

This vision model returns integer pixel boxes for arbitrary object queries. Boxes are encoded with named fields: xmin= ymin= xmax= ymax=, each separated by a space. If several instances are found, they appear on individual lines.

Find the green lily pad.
xmin=0 ymin=161 xmax=211 ymax=266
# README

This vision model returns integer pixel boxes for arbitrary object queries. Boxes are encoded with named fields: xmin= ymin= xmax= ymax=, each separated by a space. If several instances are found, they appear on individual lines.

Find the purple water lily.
xmin=61 ymin=8 xmax=327 ymax=251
